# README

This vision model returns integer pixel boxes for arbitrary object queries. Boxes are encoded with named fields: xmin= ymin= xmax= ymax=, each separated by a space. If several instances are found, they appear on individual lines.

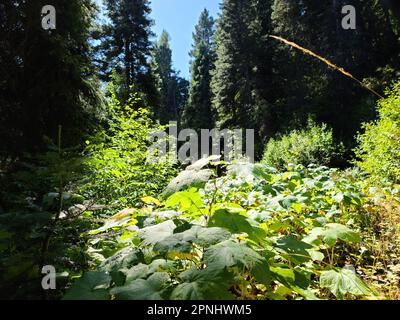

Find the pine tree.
xmin=271 ymin=0 xmax=399 ymax=142
xmin=248 ymin=0 xmax=275 ymax=139
xmin=211 ymin=0 xmax=254 ymax=129
xmin=0 ymin=0 xmax=102 ymax=153
xmin=181 ymin=9 xmax=216 ymax=130
xmin=99 ymin=0 xmax=158 ymax=107
xmin=152 ymin=31 xmax=188 ymax=124
xmin=175 ymin=76 xmax=190 ymax=123
xmin=152 ymin=31 xmax=175 ymax=123
xmin=211 ymin=0 xmax=274 ymax=156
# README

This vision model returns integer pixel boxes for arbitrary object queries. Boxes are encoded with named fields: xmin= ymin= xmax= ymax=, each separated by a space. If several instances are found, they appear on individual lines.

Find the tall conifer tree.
xmin=0 ymin=0 xmax=101 ymax=152
xmin=99 ymin=0 xmax=158 ymax=106
xmin=271 ymin=0 xmax=399 ymax=142
xmin=211 ymin=0 xmax=274 ymax=156
xmin=211 ymin=0 xmax=254 ymax=129
xmin=152 ymin=31 xmax=188 ymax=123
xmin=181 ymin=9 xmax=216 ymax=130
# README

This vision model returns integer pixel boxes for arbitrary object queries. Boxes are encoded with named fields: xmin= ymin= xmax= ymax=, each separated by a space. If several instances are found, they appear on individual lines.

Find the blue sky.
xmin=95 ymin=0 xmax=221 ymax=79
xmin=151 ymin=0 xmax=220 ymax=79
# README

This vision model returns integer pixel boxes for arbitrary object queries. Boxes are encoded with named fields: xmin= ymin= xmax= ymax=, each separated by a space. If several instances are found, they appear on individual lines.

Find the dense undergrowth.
xmin=1 ymin=83 xmax=400 ymax=300
xmin=263 ymin=120 xmax=346 ymax=170
xmin=62 ymin=160 xmax=399 ymax=300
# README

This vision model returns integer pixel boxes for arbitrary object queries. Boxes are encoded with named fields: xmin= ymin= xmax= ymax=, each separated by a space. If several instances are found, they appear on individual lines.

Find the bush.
xmin=66 ymin=163 xmax=375 ymax=300
xmin=354 ymin=81 xmax=400 ymax=184
xmin=80 ymin=84 xmax=177 ymax=208
xmin=262 ymin=120 xmax=345 ymax=169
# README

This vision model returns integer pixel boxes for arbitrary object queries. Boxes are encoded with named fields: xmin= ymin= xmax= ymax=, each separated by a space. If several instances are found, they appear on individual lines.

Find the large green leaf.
xmin=208 ymin=209 xmax=266 ymax=243
xmin=154 ymin=226 xmax=231 ymax=255
xmin=270 ymin=266 xmax=295 ymax=284
xmin=164 ymin=188 xmax=204 ymax=215
xmin=251 ymin=164 xmax=276 ymax=181
xmin=186 ymin=226 xmax=231 ymax=247
xmin=204 ymin=240 xmax=270 ymax=283
xmin=270 ymin=266 xmax=318 ymax=300
xmin=320 ymin=268 xmax=372 ymax=299
xmin=138 ymin=220 xmax=176 ymax=246
xmin=204 ymin=240 xmax=262 ymax=269
xmin=124 ymin=260 xmax=175 ymax=283
xmin=304 ymin=223 xmax=361 ymax=247
xmin=63 ymin=272 xmax=111 ymax=300
xmin=274 ymin=236 xmax=313 ymax=264
xmin=279 ymin=195 xmax=299 ymax=209
xmin=251 ymin=259 xmax=271 ymax=284
xmin=163 ymin=169 xmax=212 ymax=198
xmin=89 ymin=216 xmax=136 ymax=235
xmin=110 ymin=272 xmax=170 ymax=300
xmin=153 ymin=234 xmax=193 ymax=255
xmin=99 ymin=247 xmax=144 ymax=273
xmin=123 ymin=264 xmax=152 ymax=283
xmin=171 ymin=267 xmax=234 ymax=300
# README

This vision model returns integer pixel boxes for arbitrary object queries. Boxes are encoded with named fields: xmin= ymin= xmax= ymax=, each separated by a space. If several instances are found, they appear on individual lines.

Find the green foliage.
xmin=0 ymin=0 xmax=103 ymax=152
xmin=355 ymin=81 xmax=400 ymax=184
xmin=63 ymin=272 xmax=111 ymax=300
xmin=65 ymin=162 xmax=377 ymax=300
xmin=320 ymin=268 xmax=372 ymax=300
xmin=3 ymin=0 xmax=400 ymax=302
xmin=97 ymin=0 xmax=158 ymax=106
xmin=80 ymin=84 xmax=177 ymax=207
xmin=0 ymin=133 xmax=90 ymax=299
xmin=262 ymin=121 xmax=345 ymax=169
xmin=181 ymin=9 xmax=216 ymax=130
xmin=304 ymin=223 xmax=361 ymax=247
xmin=170 ymin=267 xmax=234 ymax=300
xmin=270 ymin=0 xmax=399 ymax=144
xmin=110 ymin=272 xmax=170 ymax=300
xmin=151 ymin=31 xmax=189 ymax=124
xmin=163 ymin=169 xmax=213 ymax=198
xmin=211 ymin=0 xmax=274 ymax=141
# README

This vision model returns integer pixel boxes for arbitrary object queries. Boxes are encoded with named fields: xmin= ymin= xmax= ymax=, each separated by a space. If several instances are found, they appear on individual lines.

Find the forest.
xmin=0 ymin=0 xmax=400 ymax=301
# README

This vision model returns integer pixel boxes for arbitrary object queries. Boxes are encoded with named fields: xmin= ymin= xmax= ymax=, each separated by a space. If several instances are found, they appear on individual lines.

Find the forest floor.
xmin=1 ymin=158 xmax=400 ymax=300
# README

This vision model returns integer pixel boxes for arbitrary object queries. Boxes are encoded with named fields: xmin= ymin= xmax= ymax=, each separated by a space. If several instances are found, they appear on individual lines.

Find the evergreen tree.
xmin=211 ymin=0 xmax=274 ymax=155
xmin=99 ymin=0 xmax=158 ymax=107
xmin=271 ymin=0 xmax=399 ymax=143
xmin=211 ymin=0 xmax=254 ymax=129
xmin=270 ymin=0 xmax=313 ymax=128
xmin=0 ymin=0 xmax=102 ymax=153
xmin=181 ymin=9 xmax=216 ymax=130
xmin=248 ymin=0 xmax=275 ymax=139
xmin=175 ymin=76 xmax=190 ymax=122
xmin=152 ymin=31 xmax=188 ymax=124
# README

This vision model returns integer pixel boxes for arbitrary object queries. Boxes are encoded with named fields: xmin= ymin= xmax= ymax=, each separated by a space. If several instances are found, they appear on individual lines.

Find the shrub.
xmin=65 ymin=163 xmax=375 ymax=300
xmin=80 ymin=84 xmax=177 ymax=208
xmin=354 ymin=81 xmax=400 ymax=184
xmin=262 ymin=120 xmax=344 ymax=170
